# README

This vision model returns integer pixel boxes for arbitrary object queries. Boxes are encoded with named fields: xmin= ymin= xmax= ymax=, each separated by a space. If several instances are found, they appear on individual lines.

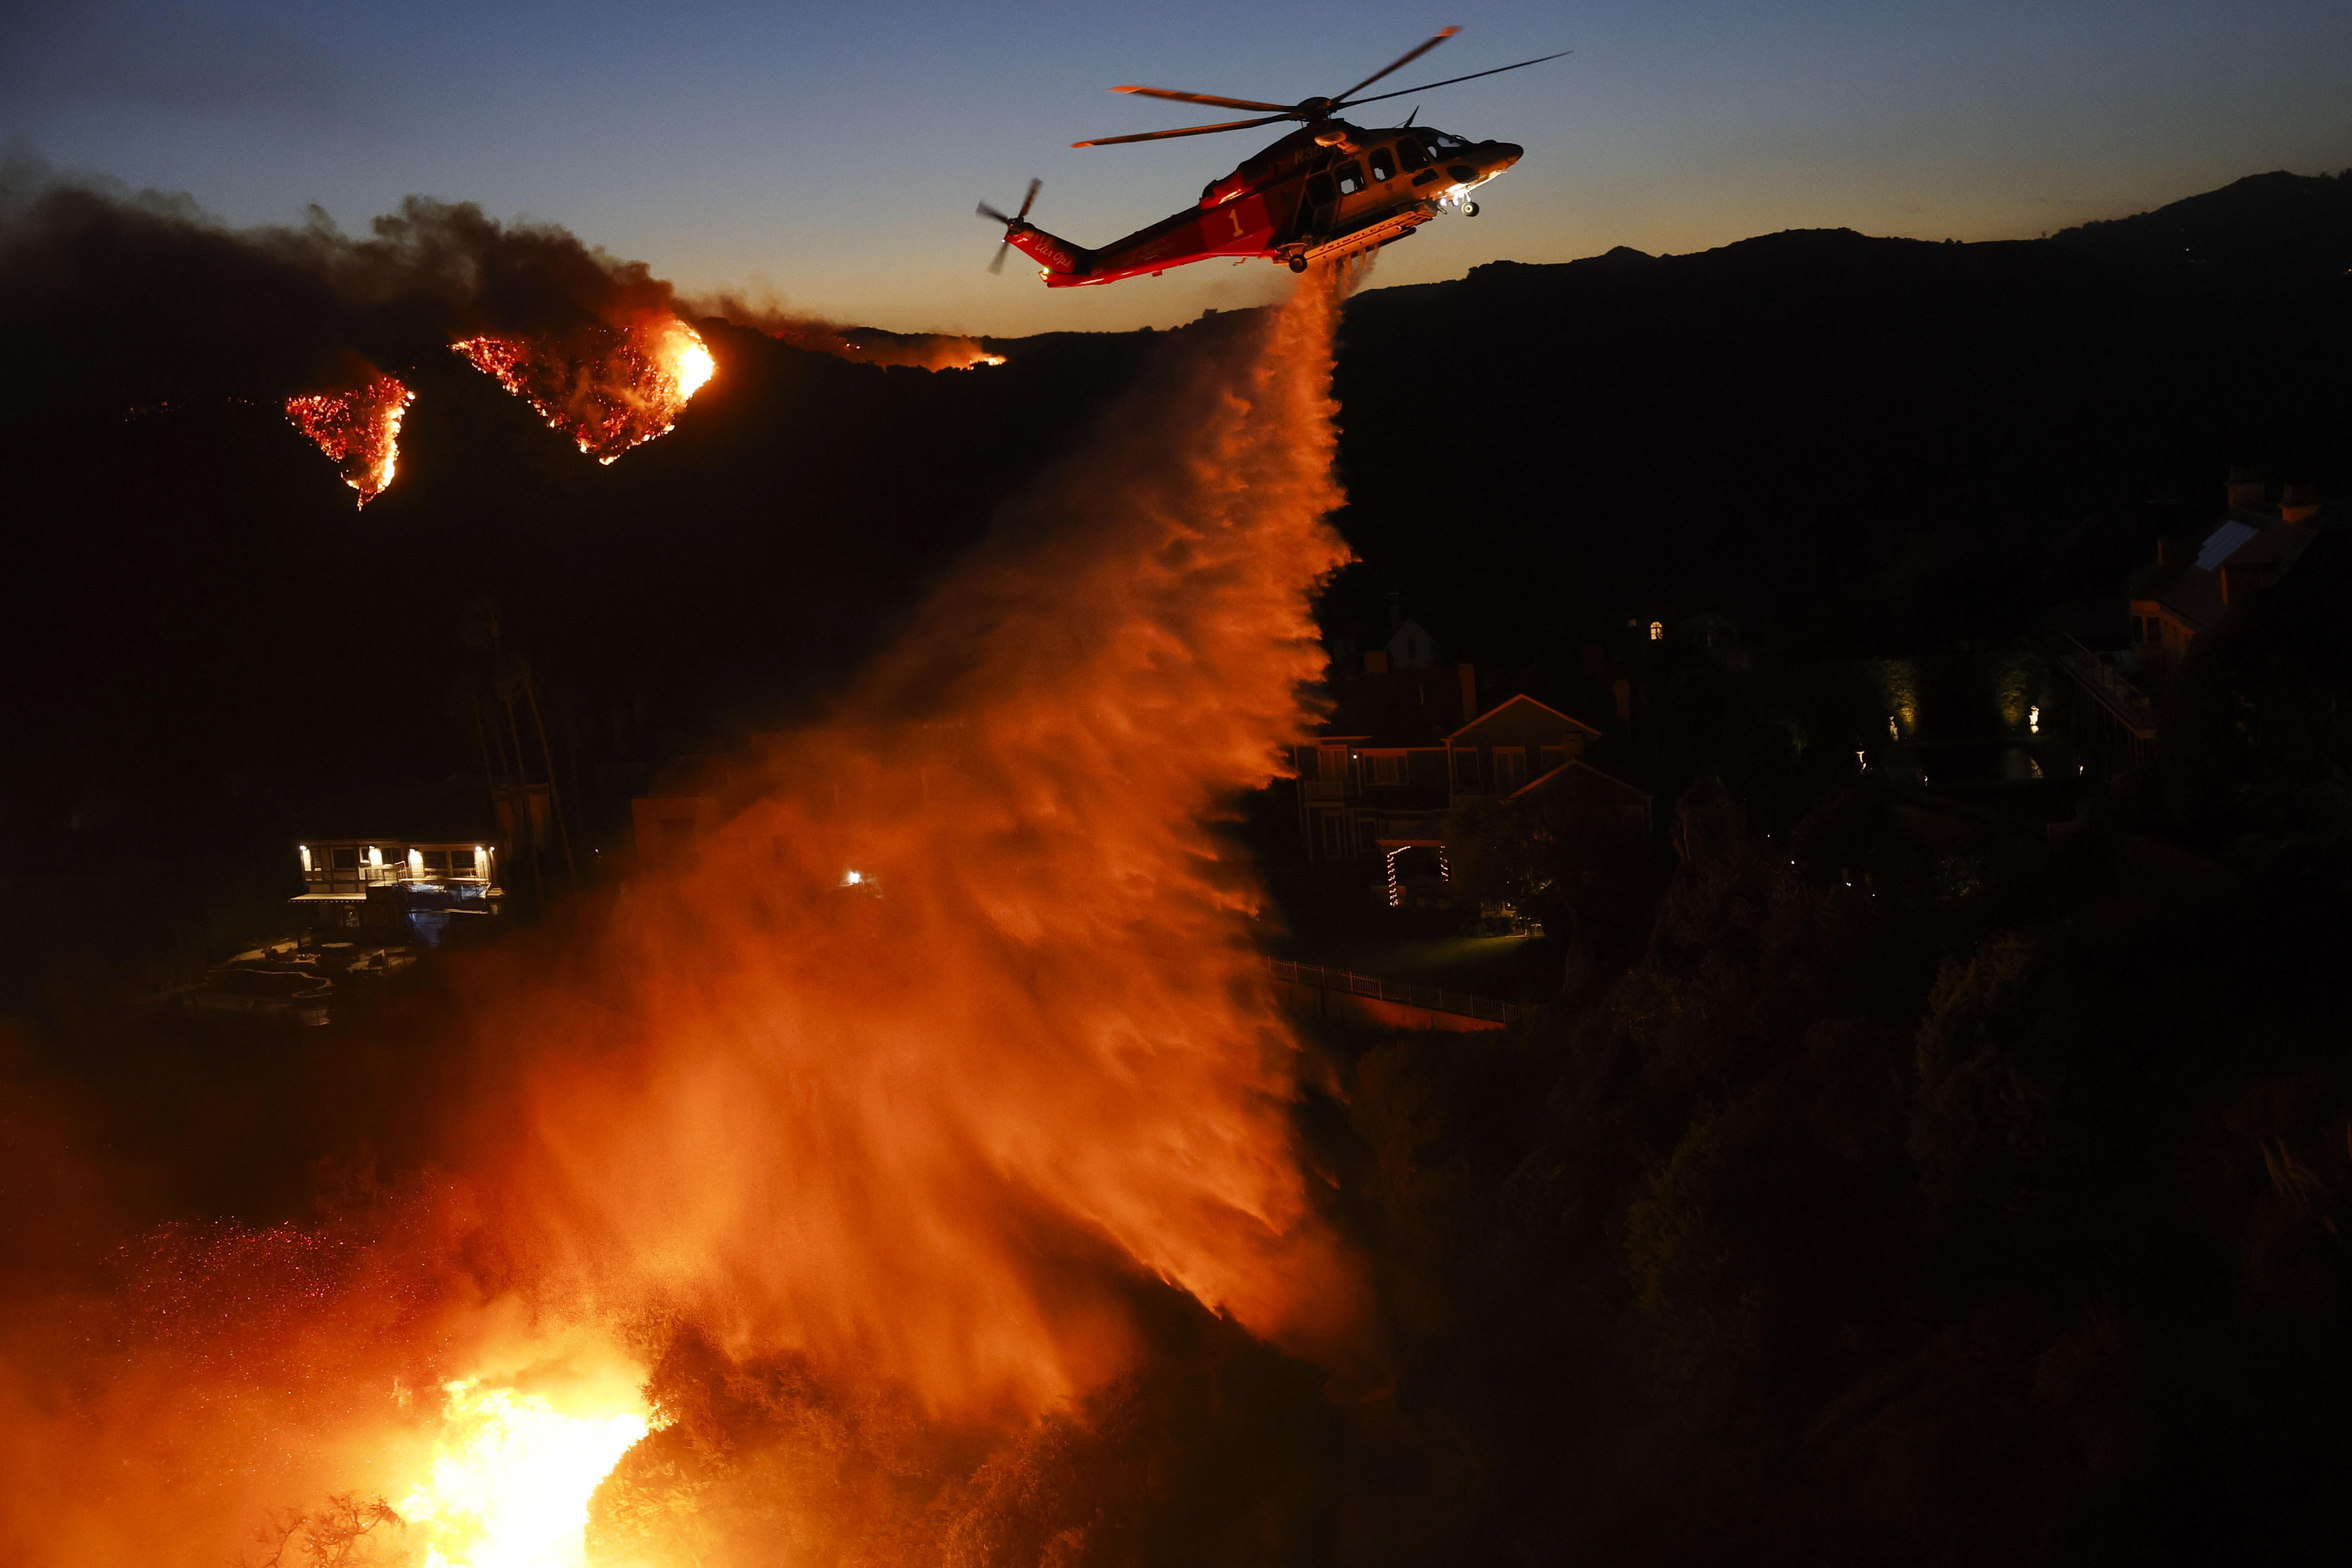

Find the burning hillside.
xmin=0 ymin=270 xmax=1357 ymax=1568
xmin=286 ymin=369 xmax=414 ymax=505
xmin=453 ymin=318 xmax=715 ymax=465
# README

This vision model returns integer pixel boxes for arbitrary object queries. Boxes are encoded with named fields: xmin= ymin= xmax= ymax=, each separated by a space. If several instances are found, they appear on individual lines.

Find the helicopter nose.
xmin=1490 ymin=143 xmax=1524 ymax=170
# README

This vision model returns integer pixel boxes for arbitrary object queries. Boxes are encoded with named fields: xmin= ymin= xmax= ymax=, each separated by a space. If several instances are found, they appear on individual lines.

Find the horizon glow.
xmin=3 ymin=0 xmax=2347 ymax=337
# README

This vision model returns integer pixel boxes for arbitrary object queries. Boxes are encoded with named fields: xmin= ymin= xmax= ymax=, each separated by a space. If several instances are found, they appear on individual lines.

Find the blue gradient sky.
xmin=6 ymin=0 xmax=2348 ymax=335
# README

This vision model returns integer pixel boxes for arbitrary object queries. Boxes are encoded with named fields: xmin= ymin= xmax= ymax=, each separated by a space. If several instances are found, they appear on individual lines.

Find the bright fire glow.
xmin=286 ymin=373 xmax=414 ymax=506
xmin=396 ymin=1378 xmax=649 ymax=1568
xmin=453 ymin=317 xmax=715 ymax=464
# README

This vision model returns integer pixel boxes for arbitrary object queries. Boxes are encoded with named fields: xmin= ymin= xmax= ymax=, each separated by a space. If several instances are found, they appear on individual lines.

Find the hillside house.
xmin=2064 ymin=474 xmax=2332 ymax=764
xmin=294 ymin=835 xmax=504 ymax=945
xmin=1295 ymin=664 xmax=1640 ymax=906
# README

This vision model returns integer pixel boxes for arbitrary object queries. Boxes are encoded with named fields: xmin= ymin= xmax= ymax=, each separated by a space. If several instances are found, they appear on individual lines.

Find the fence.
xmin=1267 ymin=958 xmax=1532 ymax=1027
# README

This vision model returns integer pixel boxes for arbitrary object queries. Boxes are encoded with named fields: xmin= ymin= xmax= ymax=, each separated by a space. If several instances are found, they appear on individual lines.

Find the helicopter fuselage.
xmin=1004 ymin=120 xmax=1521 ymax=287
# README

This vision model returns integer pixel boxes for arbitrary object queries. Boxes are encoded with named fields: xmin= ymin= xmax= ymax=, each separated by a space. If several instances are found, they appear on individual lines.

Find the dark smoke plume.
xmin=692 ymin=289 xmax=1003 ymax=370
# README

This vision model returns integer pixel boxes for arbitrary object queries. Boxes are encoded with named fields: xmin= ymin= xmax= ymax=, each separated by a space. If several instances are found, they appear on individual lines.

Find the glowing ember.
xmin=453 ymin=317 xmax=714 ymax=464
xmin=397 ymin=1377 xmax=650 ymax=1568
xmin=285 ymin=373 xmax=414 ymax=506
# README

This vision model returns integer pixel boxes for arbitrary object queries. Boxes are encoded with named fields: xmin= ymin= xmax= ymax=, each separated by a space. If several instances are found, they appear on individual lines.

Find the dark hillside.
xmin=2051 ymin=168 xmax=2352 ymax=290
xmin=1328 ymin=199 xmax=2352 ymax=661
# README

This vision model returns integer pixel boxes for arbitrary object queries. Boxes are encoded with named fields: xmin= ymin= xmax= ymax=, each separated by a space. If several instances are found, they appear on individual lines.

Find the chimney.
xmin=1458 ymin=663 xmax=1477 ymax=721
xmin=2282 ymin=481 xmax=2320 ymax=525
xmin=1387 ymin=592 xmax=1403 ymax=634
xmin=1614 ymin=677 xmax=1634 ymax=731
xmin=2225 ymin=465 xmax=2266 ymax=512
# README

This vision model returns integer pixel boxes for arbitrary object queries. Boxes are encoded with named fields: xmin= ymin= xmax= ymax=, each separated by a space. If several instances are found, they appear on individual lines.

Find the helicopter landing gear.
xmin=1288 ymin=255 xmax=1308 ymax=273
xmin=1462 ymin=200 xmax=1480 ymax=217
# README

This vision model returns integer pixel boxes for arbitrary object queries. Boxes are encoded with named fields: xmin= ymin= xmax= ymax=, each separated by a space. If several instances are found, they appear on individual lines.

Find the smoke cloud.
xmin=694 ymin=289 xmax=1004 ymax=371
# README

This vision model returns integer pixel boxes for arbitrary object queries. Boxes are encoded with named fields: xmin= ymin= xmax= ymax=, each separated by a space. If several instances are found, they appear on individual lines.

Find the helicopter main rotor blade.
xmin=1112 ymin=85 xmax=1294 ymax=113
xmin=1340 ymin=49 xmax=1572 ymax=110
xmin=977 ymin=201 xmax=1013 ymax=223
xmin=1073 ymin=113 xmax=1291 ymax=149
xmin=989 ymin=239 xmax=1013 ymax=274
xmin=1329 ymin=26 xmax=1458 ymax=106
xmin=1015 ymin=177 xmax=1042 ymax=221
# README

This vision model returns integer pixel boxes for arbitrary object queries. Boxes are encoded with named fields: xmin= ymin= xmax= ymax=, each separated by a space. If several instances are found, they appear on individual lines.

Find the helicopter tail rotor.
xmin=978 ymin=178 xmax=1044 ymax=273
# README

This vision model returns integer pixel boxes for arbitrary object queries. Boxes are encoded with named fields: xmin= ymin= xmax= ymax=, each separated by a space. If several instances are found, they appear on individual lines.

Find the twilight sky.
xmin=5 ymin=0 xmax=2348 ymax=336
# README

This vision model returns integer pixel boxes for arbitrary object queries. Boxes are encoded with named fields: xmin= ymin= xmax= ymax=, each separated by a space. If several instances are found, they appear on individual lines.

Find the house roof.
xmin=1447 ymin=692 xmax=1603 ymax=745
xmin=1508 ymin=758 xmax=1653 ymax=804
xmin=2132 ymin=513 xmax=2320 ymax=632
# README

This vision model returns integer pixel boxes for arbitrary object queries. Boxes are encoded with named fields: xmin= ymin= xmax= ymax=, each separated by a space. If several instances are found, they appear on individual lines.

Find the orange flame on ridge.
xmin=453 ymin=318 xmax=714 ymax=464
xmin=286 ymin=373 xmax=414 ymax=506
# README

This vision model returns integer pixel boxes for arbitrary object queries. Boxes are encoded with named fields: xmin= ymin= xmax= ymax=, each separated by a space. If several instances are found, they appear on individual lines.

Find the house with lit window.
xmin=1293 ymin=662 xmax=1644 ymax=905
xmin=2063 ymin=472 xmax=2331 ymax=764
xmin=292 ymin=808 xmax=506 ymax=946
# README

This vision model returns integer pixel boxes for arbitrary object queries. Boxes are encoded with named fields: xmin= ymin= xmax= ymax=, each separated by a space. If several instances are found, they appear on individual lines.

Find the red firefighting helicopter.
xmin=978 ymin=28 xmax=1566 ymax=287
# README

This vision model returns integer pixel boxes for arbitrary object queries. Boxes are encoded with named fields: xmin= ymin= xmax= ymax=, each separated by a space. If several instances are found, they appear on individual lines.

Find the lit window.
xmin=298 ymin=845 xmax=312 ymax=873
xmin=1335 ymin=161 xmax=1365 ymax=195
xmin=1648 ymin=621 xmax=1664 ymax=641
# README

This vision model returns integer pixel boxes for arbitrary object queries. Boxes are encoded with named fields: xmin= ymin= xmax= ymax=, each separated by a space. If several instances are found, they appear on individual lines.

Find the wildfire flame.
xmin=453 ymin=318 xmax=714 ymax=464
xmin=286 ymin=373 xmax=414 ymax=506
xmin=396 ymin=1377 xmax=650 ymax=1568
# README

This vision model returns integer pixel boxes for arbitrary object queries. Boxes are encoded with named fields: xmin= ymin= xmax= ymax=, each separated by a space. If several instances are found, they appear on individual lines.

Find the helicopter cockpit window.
xmin=1427 ymin=130 xmax=1469 ymax=152
xmin=1367 ymin=146 xmax=1396 ymax=183
xmin=1396 ymin=136 xmax=1428 ymax=171
xmin=1335 ymin=161 xmax=1365 ymax=195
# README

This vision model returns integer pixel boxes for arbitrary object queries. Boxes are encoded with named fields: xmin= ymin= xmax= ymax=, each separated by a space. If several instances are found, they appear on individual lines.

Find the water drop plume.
xmin=476 ymin=271 xmax=1369 ymax=1418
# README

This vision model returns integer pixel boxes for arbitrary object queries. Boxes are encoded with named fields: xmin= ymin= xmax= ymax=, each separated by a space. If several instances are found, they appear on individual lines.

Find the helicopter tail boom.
xmin=1002 ymin=222 xmax=1091 ymax=281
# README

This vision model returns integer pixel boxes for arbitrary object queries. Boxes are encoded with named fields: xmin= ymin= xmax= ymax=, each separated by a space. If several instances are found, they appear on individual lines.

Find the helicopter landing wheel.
xmin=1288 ymin=255 xmax=1308 ymax=273
xmin=1462 ymin=200 xmax=1480 ymax=217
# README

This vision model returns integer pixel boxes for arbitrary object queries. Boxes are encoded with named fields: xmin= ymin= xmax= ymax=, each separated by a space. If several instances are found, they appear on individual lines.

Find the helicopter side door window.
xmin=1304 ymin=173 xmax=1337 ymax=210
xmin=1334 ymin=161 xmax=1364 ymax=196
xmin=1396 ymin=137 xmax=1427 ymax=171
xmin=1367 ymin=146 xmax=1395 ymax=183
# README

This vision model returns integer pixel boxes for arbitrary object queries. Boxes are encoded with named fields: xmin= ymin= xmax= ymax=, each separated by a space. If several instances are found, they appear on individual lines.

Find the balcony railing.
xmin=2059 ymin=649 xmax=2157 ymax=739
xmin=303 ymin=866 xmax=489 ymax=894
xmin=1267 ymin=958 xmax=1531 ymax=1025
